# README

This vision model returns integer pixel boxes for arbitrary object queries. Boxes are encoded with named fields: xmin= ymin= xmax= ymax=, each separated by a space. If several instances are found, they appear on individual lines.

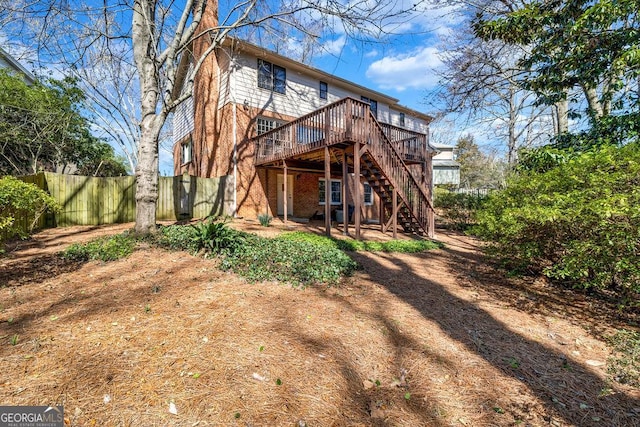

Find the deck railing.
xmin=253 ymin=97 xmax=428 ymax=165
xmin=379 ymin=122 xmax=428 ymax=163
xmin=362 ymin=109 xmax=434 ymax=235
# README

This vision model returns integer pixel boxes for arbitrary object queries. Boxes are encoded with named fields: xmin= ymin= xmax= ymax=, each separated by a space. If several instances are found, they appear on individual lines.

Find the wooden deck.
xmin=251 ymin=97 xmax=435 ymax=238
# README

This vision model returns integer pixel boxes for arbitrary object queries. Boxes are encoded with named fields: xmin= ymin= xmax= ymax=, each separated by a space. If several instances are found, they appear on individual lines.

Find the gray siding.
xmin=227 ymin=49 xmax=429 ymax=133
xmin=433 ymin=166 xmax=460 ymax=186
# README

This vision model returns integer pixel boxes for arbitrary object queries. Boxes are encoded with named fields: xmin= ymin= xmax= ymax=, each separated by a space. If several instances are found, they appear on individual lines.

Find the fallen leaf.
xmin=586 ymin=360 xmax=605 ymax=367
xmin=252 ymin=372 xmax=266 ymax=381
xmin=169 ymin=402 xmax=177 ymax=415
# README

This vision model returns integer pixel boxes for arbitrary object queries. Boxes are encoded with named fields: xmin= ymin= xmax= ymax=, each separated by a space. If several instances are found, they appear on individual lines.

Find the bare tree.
xmin=1 ymin=0 xmax=427 ymax=234
xmin=426 ymin=27 xmax=556 ymax=164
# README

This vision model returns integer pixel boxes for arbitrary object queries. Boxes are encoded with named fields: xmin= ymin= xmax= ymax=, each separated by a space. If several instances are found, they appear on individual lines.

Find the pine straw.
xmin=0 ymin=220 xmax=639 ymax=426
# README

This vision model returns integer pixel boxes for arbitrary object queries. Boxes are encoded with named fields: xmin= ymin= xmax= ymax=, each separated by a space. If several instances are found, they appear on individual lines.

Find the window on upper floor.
xmin=256 ymin=117 xmax=284 ymax=135
xmin=319 ymin=81 xmax=328 ymax=100
xmin=361 ymin=96 xmax=378 ymax=119
xmin=181 ymin=138 xmax=192 ymax=164
xmin=399 ymin=112 xmax=405 ymax=127
xmin=258 ymin=59 xmax=286 ymax=94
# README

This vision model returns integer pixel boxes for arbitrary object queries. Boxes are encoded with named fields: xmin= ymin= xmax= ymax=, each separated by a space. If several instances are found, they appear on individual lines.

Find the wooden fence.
xmin=16 ymin=172 xmax=234 ymax=229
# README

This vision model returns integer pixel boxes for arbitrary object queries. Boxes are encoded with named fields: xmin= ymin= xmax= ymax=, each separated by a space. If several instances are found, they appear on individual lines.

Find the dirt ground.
xmin=1 ymin=219 xmax=639 ymax=427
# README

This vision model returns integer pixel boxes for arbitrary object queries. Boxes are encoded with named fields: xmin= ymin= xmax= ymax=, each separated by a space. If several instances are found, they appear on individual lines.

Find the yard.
xmin=0 ymin=220 xmax=638 ymax=426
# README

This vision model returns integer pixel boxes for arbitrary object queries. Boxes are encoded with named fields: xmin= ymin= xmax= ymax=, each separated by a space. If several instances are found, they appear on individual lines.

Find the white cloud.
xmin=364 ymin=49 xmax=379 ymax=58
xmin=320 ymin=35 xmax=347 ymax=56
xmin=365 ymin=46 xmax=443 ymax=91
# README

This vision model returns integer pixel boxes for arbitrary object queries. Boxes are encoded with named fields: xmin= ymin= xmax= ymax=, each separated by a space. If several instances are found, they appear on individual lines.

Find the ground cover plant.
xmin=152 ymin=222 xmax=440 ymax=287
xmin=278 ymin=230 xmax=442 ymax=253
xmin=62 ymin=232 xmax=137 ymax=261
xmin=607 ymin=329 xmax=640 ymax=388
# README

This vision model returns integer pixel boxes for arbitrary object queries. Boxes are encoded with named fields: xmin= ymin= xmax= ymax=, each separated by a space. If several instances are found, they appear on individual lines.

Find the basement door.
xmin=277 ymin=174 xmax=294 ymax=216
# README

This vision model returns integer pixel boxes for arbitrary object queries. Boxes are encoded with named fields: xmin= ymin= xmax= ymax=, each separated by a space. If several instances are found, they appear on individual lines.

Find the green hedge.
xmin=434 ymin=188 xmax=487 ymax=230
xmin=473 ymin=143 xmax=640 ymax=298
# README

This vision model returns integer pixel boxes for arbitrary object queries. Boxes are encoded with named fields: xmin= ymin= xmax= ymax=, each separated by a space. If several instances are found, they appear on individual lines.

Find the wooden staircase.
xmin=253 ymin=97 xmax=435 ymax=238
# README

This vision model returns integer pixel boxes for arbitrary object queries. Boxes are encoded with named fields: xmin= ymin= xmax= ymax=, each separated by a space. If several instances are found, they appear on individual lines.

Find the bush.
xmin=473 ymin=143 xmax=640 ymax=297
xmin=189 ymin=218 xmax=245 ymax=256
xmin=62 ymin=233 xmax=137 ymax=262
xmin=434 ymin=188 xmax=487 ymax=230
xmin=0 ymin=176 xmax=59 ymax=243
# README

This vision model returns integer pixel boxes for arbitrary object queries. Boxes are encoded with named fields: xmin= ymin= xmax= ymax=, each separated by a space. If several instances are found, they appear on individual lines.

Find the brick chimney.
xmin=192 ymin=0 xmax=223 ymax=177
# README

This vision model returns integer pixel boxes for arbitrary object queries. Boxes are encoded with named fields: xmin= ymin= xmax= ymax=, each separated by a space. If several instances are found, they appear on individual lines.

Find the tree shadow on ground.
xmin=441 ymin=231 xmax=640 ymax=340
xmin=343 ymin=237 xmax=640 ymax=426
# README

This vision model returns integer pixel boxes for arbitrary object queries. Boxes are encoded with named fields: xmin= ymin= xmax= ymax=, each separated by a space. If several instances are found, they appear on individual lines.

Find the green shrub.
xmin=257 ymin=213 xmax=272 ymax=227
xmin=473 ymin=143 xmax=640 ymax=297
xmin=62 ymin=233 xmax=136 ymax=262
xmin=0 ymin=176 xmax=59 ymax=243
xmin=190 ymin=218 xmax=245 ymax=256
xmin=434 ymin=188 xmax=487 ymax=230
xmin=156 ymin=218 xmax=245 ymax=256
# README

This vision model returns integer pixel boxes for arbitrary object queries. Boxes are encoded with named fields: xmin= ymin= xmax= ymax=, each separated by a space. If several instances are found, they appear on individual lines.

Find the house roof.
xmin=223 ymin=37 xmax=433 ymax=123
xmin=432 ymin=159 xmax=460 ymax=168
xmin=0 ymin=47 xmax=36 ymax=84
xmin=430 ymin=142 xmax=456 ymax=150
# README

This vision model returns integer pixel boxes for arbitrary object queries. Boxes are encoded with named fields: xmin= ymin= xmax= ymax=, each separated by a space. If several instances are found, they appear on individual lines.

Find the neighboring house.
xmin=0 ymin=46 xmax=36 ymax=84
xmin=173 ymin=6 xmax=436 ymax=238
xmin=431 ymin=143 xmax=460 ymax=186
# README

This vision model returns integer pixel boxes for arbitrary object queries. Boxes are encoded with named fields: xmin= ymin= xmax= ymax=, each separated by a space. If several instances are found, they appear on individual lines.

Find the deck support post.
xmin=283 ymin=160 xmax=288 ymax=224
xmin=379 ymin=189 xmax=385 ymax=234
xmin=354 ymin=143 xmax=361 ymax=240
xmin=342 ymin=150 xmax=349 ymax=236
xmin=392 ymin=187 xmax=398 ymax=239
xmin=324 ymin=146 xmax=331 ymax=237
xmin=265 ymin=169 xmax=269 ymax=217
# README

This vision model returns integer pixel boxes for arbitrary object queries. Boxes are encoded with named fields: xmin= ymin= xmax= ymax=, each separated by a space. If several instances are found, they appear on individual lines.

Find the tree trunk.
xmin=581 ymin=84 xmax=604 ymax=119
xmin=507 ymin=85 xmax=517 ymax=165
xmin=133 ymin=0 xmax=162 ymax=234
xmin=135 ymin=115 xmax=163 ymax=234
xmin=555 ymin=97 xmax=569 ymax=135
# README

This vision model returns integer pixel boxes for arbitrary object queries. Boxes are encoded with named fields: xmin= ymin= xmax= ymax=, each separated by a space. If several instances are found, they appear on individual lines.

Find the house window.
xmin=181 ymin=139 xmax=192 ymax=164
xmin=361 ymin=96 xmax=378 ymax=118
xmin=363 ymin=182 xmax=373 ymax=205
xmin=319 ymin=178 xmax=342 ymax=205
xmin=399 ymin=112 xmax=405 ymax=127
xmin=319 ymin=81 xmax=328 ymax=99
xmin=258 ymin=59 xmax=286 ymax=94
xmin=256 ymin=117 xmax=283 ymax=135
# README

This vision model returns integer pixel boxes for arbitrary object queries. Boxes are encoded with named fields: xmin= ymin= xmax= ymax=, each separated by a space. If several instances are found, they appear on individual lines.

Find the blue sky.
xmin=1 ymin=1 xmax=473 ymax=175
xmin=292 ymin=2 xmax=466 ymax=116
